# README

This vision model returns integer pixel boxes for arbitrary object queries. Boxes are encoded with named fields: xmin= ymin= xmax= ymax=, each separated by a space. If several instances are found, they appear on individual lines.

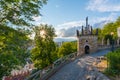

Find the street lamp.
xmin=110 ymin=32 xmax=114 ymax=52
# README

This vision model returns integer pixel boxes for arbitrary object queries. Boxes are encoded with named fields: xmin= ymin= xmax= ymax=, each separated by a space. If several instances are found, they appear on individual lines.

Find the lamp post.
xmin=111 ymin=32 xmax=114 ymax=52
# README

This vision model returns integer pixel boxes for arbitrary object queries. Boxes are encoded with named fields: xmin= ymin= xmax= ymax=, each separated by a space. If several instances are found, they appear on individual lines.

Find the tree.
xmin=97 ymin=16 xmax=120 ymax=43
xmin=31 ymin=24 xmax=57 ymax=69
xmin=0 ymin=0 xmax=47 ymax=27
xmin=71 ymin=41 xmax=77 ymax=52
xmin=58 ymin=41 xmax=77 ymax=57
xmin=0 ymin=25 xmax=30 ymax=79
xmin=102 ymin=23 xmax=117 ymax=39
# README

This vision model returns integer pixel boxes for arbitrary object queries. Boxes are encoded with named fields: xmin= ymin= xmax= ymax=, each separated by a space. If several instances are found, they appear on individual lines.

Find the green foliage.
xmin=98 ymin=16 xmax=120 ymax=41
xmin=58 ymin=41 xmax=77 ymax=57
xmin=31 ymin=24 xmax=57 ymax=69
xmin=0 ymin=25 xmax=30 ymax=79
xmin=0 ymin=0 xmax=47 ymax=26
xmin=106 ymin=48 xmax=120 ymax=76
xmin=71 ymin=41 xmax=77 ymax=52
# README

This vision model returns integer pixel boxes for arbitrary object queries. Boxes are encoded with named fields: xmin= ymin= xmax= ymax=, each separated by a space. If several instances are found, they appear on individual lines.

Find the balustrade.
xmin=25 ymin=52 xmax=77 ymax=80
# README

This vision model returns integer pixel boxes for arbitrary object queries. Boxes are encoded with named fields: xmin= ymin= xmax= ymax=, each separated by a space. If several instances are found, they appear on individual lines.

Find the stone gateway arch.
xmin=76 ymin=17 xmax=98 ymax=56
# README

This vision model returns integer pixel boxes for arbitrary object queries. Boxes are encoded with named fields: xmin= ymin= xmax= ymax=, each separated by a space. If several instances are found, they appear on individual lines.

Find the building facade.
xmin=77 ymin=17 xmax=98 ymax=56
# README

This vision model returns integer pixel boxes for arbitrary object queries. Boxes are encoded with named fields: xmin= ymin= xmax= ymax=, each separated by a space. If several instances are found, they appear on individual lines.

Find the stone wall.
xmin=77 ymin=35 xmax=98 ymax=55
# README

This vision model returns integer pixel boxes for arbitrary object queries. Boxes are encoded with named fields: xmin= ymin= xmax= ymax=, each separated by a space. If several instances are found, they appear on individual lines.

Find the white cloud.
xmin=92 ymin=13 xmax=118 ymax=24
xmin=86 ymin=0 xmax=120 ymax=12
xmin=56 ymin=26 xmax=81 ymax=37
xmin=33 ymin=16 xmax=42 ymax=22
xmin=32 ymin=16 xmax=48 ymax=25
xmin=56 ymin=13 xmax=118 ymax=37
xmin=56 ymin=20 xmax=85 ymax=37
xmin=92 ymin=13 xmax=119 ymax=28
xmin=32 ymin=16 xmax=42 ymax=25
xmin=57 ymin=20 xmax=85 ymax=30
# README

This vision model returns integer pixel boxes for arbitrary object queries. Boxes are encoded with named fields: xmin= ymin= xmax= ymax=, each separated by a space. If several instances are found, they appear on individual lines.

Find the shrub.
xmin=106 ymin=48 xmax=120 ymax=76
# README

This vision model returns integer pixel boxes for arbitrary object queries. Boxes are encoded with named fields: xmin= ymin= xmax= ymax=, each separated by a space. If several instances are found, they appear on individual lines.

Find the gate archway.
xmin=85 ymin=46 xmax=90 ymax=54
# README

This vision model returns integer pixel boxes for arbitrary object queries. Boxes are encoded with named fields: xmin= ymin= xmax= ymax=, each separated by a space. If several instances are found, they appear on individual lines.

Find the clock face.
xmin=117 ymin=27 xmax=120 ymax=37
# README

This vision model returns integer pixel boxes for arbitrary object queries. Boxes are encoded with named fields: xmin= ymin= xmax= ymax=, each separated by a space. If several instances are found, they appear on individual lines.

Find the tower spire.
xmin=76 ymin=30 xmax=79 ymax=37
xmin=86 ymin=16 xmax=88 ymax=27
xmin=82 ymin=26 xmax=84 ymax=35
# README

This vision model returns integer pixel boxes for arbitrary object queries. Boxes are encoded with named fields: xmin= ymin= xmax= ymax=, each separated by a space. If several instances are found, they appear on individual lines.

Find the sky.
xmin=33 ymin=0 xmax=120 ymax=42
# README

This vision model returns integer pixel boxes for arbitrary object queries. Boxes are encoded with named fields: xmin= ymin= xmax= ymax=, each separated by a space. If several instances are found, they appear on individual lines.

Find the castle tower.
xmin=77 ymin=17 xmax=98 ymax=56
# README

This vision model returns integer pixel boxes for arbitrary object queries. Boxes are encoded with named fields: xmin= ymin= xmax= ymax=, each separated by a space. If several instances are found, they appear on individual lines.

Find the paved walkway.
xmin=48 ymin=50 xmax=110 ymax=80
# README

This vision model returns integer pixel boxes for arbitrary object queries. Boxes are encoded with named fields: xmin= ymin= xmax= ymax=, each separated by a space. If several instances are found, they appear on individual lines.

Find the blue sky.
xmin=33 ymin=0 xmax=120 ymax=42
xmin=41 ymin=0 xmax=89 ymax=25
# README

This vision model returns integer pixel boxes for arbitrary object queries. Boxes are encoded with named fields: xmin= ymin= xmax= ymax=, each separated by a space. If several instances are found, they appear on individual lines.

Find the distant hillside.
xmin=54 ymin=37 xmax=77 ymax=42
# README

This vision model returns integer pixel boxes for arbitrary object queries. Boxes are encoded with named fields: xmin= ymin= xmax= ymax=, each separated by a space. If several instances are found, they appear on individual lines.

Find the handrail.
xmin=26 ymin=52 xmax=77 ymax=80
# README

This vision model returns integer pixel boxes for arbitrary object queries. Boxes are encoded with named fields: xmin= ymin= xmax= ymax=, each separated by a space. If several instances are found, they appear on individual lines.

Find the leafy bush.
xmin=106 ymin=48 xmax=120 ymax=76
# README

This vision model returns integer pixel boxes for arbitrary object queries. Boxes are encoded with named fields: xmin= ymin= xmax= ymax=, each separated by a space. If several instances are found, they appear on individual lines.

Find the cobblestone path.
xmin=48 ymin=50 xmax=110 ymax=80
